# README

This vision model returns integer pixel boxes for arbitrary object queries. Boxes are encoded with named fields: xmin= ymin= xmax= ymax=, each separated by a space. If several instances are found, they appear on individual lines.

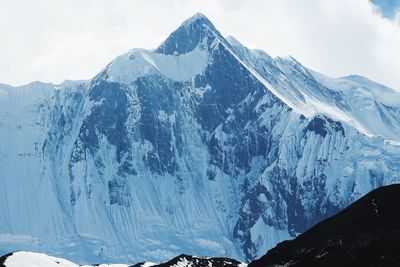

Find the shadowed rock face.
xmin=249 ymin=184 xmax=400 ymax=267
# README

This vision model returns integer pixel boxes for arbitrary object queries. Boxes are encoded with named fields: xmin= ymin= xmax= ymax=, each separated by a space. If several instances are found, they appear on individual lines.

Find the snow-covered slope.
xmin=309 ymin=71 xmax=400 ymax=141
xmin=0 ymin=13 xmax=399 ymax=264
xmin=226 ymin=36 xmax=400 ymax=141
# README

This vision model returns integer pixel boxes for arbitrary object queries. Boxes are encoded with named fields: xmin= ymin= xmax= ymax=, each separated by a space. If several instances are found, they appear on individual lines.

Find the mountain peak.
xmin=155 ymin=13 xmax=224 ymax=55
xmin=184 ymin=12 xmax=212 ymax=25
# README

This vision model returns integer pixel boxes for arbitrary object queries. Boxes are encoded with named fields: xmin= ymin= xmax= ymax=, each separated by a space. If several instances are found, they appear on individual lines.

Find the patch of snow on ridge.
xmin=4 ymin=251 xmax=129 ymax=267
xmin=151 ymin=47 xmax=209 ymax=81
xmin=106 ymin=46 xmax=209 ymax=83
xmin=141 ymin=262 xmax=158 ymax=267
xmin=171 ymin=257 xmax=192 ymax=267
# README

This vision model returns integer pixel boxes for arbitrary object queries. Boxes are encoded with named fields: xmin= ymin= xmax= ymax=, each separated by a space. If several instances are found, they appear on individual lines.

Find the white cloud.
xmin=0 ymin=0 xmax=399 ymax=90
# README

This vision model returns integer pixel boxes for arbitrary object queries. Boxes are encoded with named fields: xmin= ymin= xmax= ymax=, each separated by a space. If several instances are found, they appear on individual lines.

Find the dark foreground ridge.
xmin=249 ymin=184 xmax=400 ymax=267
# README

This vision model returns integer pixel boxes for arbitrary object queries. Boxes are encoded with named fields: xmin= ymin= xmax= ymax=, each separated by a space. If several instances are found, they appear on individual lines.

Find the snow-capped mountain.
xmin=0 ymin=13 xmax=399 ymax=264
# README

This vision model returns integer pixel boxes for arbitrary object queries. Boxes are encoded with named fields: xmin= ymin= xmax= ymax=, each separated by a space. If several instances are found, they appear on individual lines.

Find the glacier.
xmin=0 ymin=12 xmax=399 ymax=264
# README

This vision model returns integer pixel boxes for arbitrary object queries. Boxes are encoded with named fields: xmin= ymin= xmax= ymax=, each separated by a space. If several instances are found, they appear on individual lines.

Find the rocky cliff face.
xmin=0 ymin=13 xmax=399 ymax=264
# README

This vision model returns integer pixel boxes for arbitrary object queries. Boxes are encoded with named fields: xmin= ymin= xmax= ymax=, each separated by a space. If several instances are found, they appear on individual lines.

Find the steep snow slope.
xmin=0 ymin=81 xmax=96 ymax=260
xmin=0 ymin=13 xmax=399 ymax=264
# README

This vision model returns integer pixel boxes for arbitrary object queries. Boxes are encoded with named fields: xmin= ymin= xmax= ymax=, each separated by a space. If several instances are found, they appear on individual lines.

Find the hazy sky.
xmin=1 ymin=0 xmax=399 ymax=90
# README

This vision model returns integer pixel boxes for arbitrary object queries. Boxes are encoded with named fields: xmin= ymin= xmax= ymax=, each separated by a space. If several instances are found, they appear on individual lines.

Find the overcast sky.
xmin=1 ymin=0 xmax=399 ymax=90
